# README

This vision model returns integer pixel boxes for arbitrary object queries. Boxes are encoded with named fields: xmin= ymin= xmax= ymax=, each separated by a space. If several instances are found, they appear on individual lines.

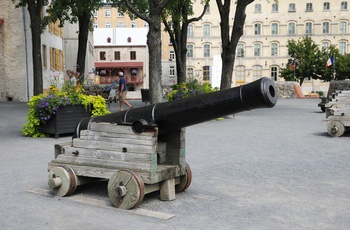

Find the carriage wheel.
xmin=48 ymin=166 xmax=77 ymax=197
xmin=327 ymin=120 xmax=346 ymax=137
xmin=108 ymin=170 xmax=145 ymax=209
xmin=175 ymin=163 xmax=192 ymax=193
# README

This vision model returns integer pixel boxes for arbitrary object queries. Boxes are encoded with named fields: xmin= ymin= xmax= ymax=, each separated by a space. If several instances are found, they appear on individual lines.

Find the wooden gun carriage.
xmin=322 ymin=90 xmax=350 ymax=137
xmin=48 ymin=77 xmax=278 ymax=209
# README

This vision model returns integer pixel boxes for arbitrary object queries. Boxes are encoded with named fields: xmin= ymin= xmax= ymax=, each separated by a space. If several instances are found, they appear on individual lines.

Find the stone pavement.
xmin=0 ymin=98 xmax=350 ymax=230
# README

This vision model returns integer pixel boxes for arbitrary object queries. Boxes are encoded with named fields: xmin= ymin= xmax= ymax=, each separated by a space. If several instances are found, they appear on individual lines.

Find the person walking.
xmin=116 ymin=72 xmax=133 ymax=111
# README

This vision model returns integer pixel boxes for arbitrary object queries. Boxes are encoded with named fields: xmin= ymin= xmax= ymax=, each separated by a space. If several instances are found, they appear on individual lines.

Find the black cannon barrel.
xmin=75 ymin=77 xmax=277 ymax=137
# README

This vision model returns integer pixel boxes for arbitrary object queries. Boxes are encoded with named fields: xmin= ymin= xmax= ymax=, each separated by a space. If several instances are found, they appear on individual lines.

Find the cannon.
xmin=48 ymin=77 xmax=278 ymax=209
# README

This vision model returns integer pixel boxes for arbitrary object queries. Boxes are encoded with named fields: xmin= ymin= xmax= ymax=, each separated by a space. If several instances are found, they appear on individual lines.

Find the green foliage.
xmin=167 ymin=79 xmax=218 ymax=101
xmin=22 ymin=71 xmax=110 ymax=138
xmin=280 ymin=36 xmax=350 ymax=85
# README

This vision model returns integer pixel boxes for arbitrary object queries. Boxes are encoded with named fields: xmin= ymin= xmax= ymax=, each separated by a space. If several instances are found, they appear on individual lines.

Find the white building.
xmin=93 ymin=27 xmax=149 ymax=99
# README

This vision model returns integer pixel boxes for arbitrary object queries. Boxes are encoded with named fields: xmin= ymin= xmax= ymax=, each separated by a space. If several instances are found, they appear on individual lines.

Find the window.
xmin=105 ymin=9 xmax=111 ymax=17
xmin=114 ymin=51 xmax=120 ymax=60
xmin=203 ymin=24 xmax=210 ymax=36
xmin=236 ymin=66 xmax=245 ymax=82
xmin=306 ymin=3 xmax=313 ymax=11
xmin=255 ymin=4 xmax=261 ymax=13
xmin=272 ymin=3 xmax=278 ymax=12
xmin=288 ymin=22 xmax=296 ymax=35
xmin=170 ymin=66 xmax=175 ymax=76
xmin=188 ymin=25 xmax=194 ymax=37
xmin=187 ymin=67 xmax=194 ymax=78
xmin=324 ymin=2 xmax=330 ymax=10
xmin=271 ymin=66 xmax=278 ymax=81
xmin=289 ymin=3 xmax=296 ymax=12
xmin=100 ymin=51 xmax=106 ymax=60
xmin=203 ymin=66 xmax=210 ymax=81
xmin=305 ymin=22 xmax=313 ymax=34
xmin=340 ymin=21 xmax=347 ymax=33
xmin=341 ymin=1 xmax=348 ymax=10
xmin=204 ymin=44 xmax=211 ymax=57
xmin=254 ymin=43 xmax=261 ymax=56
xmin=271 ymin=23 xmax=278 ymax=35
xmin=105 ymin=22 xmax=111 ymax=28
xmin=130 ymin=51 xmax=136 ymax=60
xmin=271 ymin=43 xmax=278 ymax=56
xmin=322 ymin=42 xmax=330 ymax=51
xmin=254 ymin=23 xmax=261 ymax=35
xmin=131 ymin=22 xmax=137 ymax=28
xmin=339 ymin=41 xmax=347 ymax=54
xmin=93 ymin=23 xmax=98 ymax=28
xmin=42 ymin=45 xmax=47 ymax=69
xmin=237 ymin=43 xmax=244 ymax=57
xmin=205 ymin=5 xmax=210 ymax=13
xmin=253 ymin=65 xmax=262 ymax=81
xmin=118 ymin=22 xmax=125 ymax=27
xmin=93 ymin=11 xmax=98 ymax=17
xmin=187 ymin=44 xmax=193 ymax=58
xmin=169 ymin=51 xmax=175 ymax=60
xmin=118 ymin=10 xmax=124 ymax=17
xmin=323 ymin=22 xmax=330 ymax=34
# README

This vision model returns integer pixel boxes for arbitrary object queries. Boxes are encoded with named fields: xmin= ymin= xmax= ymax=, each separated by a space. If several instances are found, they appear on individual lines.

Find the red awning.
xmin=95 ymin=62 xmax=143 ymax=68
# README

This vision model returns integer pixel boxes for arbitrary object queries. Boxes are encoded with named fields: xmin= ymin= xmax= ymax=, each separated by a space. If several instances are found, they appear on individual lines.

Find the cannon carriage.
xmin=48 ymin=77 xmax=278 ymax=209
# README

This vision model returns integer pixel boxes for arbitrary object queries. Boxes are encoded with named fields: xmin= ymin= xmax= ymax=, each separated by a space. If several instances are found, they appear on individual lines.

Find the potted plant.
xmin=22 ymin=70 xmax=110 ymax=138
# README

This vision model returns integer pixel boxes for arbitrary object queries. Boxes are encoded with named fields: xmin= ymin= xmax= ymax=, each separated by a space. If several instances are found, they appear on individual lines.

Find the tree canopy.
xmin=46 ymin=0 xmax=105 ymax=85
xmin=280 ymin=36 xmax=350 ymax=86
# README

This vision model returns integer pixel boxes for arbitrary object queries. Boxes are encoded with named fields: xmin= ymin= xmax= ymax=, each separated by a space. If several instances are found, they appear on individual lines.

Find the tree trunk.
xmin=27 ymin=0 xmax=43 ymax=95
xmin=217 ymin=0 xmax=254 ymax=90
xmin=148 ymin=3 xmax=163 ymax=104
xmin=76 ymin=11 xmax=90 ymax=85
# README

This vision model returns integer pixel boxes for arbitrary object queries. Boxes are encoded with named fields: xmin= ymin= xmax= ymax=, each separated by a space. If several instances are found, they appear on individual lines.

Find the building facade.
xmin=0 ymin=2 xmax=94 ymax=102
xmin=94 ymin=1 xmax=349 ymax=93
xmin=93 ymin=27 xmax=148 ymax=98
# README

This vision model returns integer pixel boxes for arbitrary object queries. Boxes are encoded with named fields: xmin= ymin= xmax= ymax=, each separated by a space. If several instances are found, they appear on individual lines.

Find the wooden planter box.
xmin=40 ymin=105 xmax=91 ymax=138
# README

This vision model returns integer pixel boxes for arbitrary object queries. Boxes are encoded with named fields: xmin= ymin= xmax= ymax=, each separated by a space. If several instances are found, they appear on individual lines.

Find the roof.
xmin=93 ymin=28 xmax=148 ymax=46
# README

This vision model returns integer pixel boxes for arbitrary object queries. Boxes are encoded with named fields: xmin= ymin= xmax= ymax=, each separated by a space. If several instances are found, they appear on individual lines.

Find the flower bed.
xmin=22 ymin=70 xmax=110 ymax=138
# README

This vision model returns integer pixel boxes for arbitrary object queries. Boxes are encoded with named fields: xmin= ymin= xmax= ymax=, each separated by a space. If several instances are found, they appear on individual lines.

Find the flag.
xmin=291 ymin=59 xmax=296 ymax=69
xmin=326 ymin=56 xmax=335 ymax=67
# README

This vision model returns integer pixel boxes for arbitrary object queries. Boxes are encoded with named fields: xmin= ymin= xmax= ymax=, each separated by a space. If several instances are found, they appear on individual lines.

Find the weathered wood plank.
xmin=160 ymin=178 xmax=176 ymax=201
xmin=89 ymin=122 xmax=158 ymax=136
xmin=48 ymin=163 xmax=182 ymax=184
xmin=72 ymin=139 xmax=156 ymax=154
xmin=79 ymin=132 xmax=157 ymax=146
xmin=62 ymin=146 xmax=157 ymax=162
xmin=52 ymin=155 xmax=157 ymax=172
xmin=80 ymin=130 xmax=157 ymax=140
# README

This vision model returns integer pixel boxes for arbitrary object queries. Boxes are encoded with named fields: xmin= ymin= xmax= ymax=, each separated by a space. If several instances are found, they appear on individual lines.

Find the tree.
xmin=46 ymin=0 xmax=104 ymax=85
xmin=162 ymin=0 xmax=209 ymax=84
xmin=12 ymin=0 xmax=49 ymax=96
xmin=280 ymin=37 xmax=350 ymax=85
xmin=216 ymin=0 xmax=254 ymax=90
xmin=280 ymin=37 xmax=323 ymax=86
xmin=114 ymin=0 xmax=170 ymax=104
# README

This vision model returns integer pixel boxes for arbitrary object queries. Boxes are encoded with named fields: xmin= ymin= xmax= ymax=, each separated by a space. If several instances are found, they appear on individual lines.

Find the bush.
xmin=167 ymin=79 xmax=218 ymax=101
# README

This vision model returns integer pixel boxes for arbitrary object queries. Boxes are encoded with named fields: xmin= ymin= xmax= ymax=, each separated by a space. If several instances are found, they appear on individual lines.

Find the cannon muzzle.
xmin=75 ymin=77 xmax=277 ymax=137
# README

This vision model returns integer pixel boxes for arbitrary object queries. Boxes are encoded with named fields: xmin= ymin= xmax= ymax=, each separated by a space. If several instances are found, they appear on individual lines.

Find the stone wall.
xmin=0 ymin=3 xmax=28 ymax=102
xmin=274 ymin=82 xmax=297 ymax=99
